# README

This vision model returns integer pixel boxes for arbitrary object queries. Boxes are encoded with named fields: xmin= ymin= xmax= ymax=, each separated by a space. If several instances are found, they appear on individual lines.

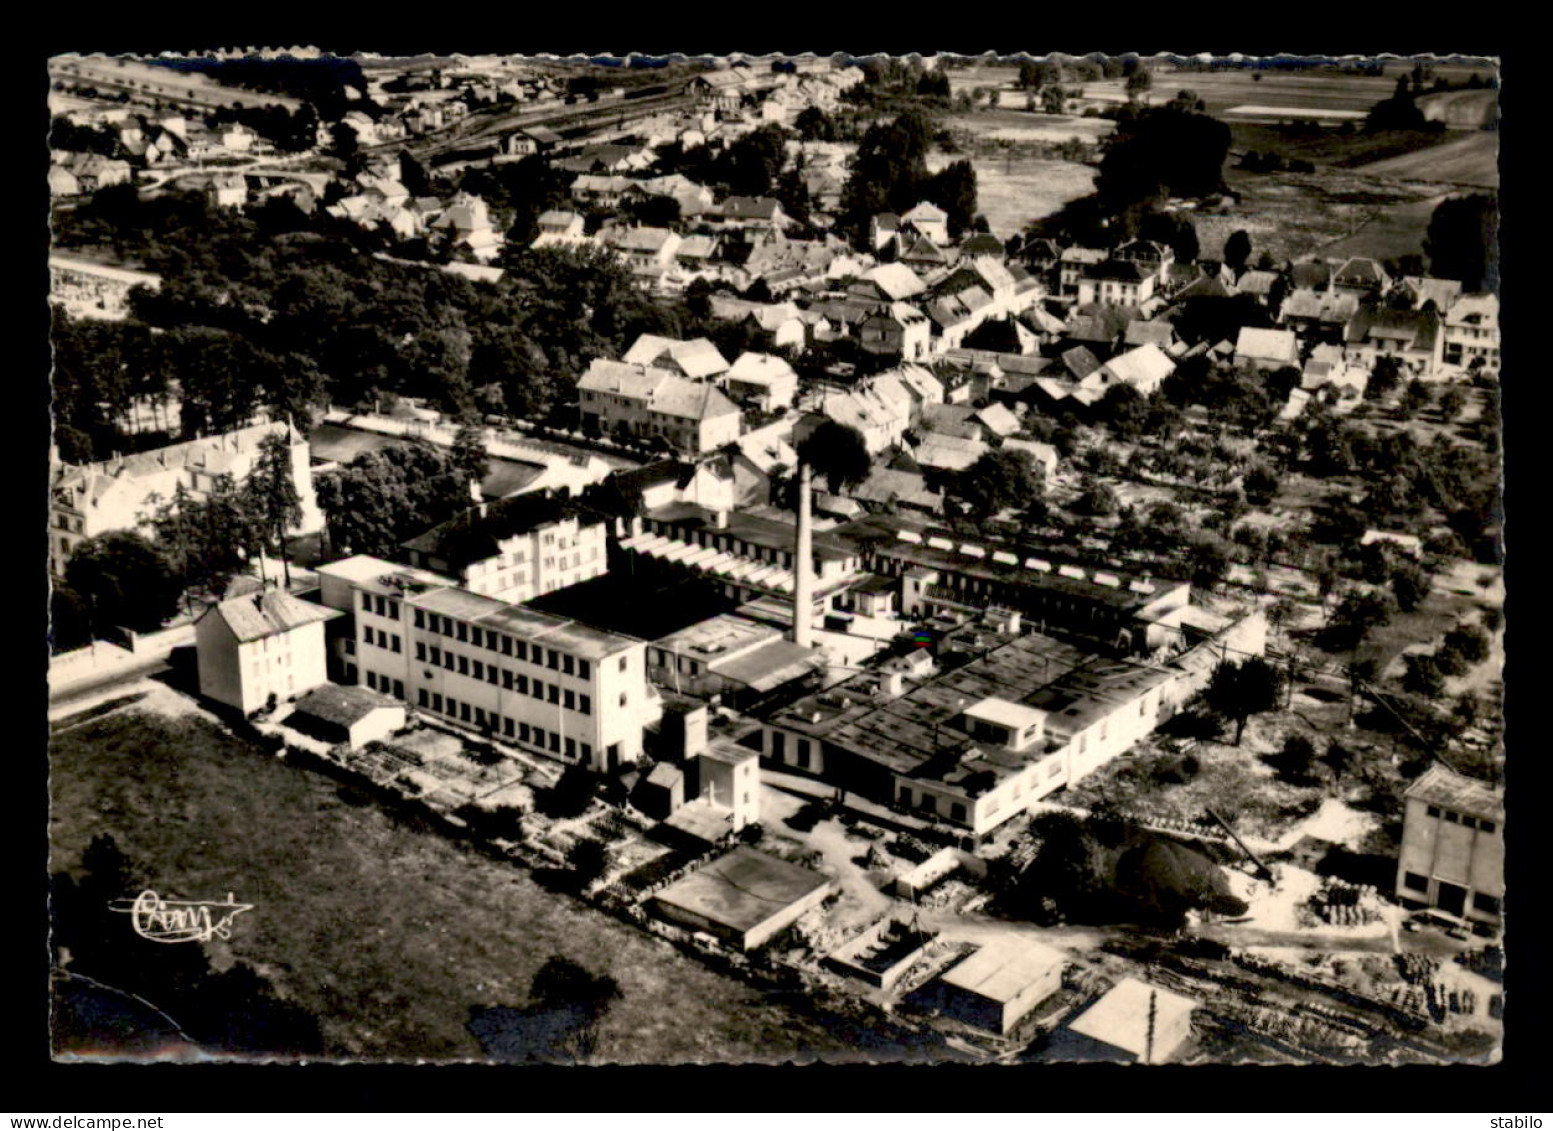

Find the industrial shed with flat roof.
xmin=649 ymin=847 xmax=833 ymax=950
xmin=934 ymin=938 xmax=1066 ymax=1035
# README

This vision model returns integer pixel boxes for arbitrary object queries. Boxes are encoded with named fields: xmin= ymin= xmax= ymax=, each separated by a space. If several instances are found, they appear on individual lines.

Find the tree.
xmin=451 ymin=420 xmax=491 ymax=497
xmin=840 ymin=111 xmax=933 ymax=241
xmin=328 ymin=120 xmax=359 ymax=163
xmin=1187 ymin=535 xmax=1232 ymax=589
xmin=1242 ymin=463 xmax=1279 ymax=507
xmin=1223 ymin=230 xmax=1252 ymax=275
xmin=1276 ymin=733 xmax=1319 ymax=782
xmin=566 ymin=839 xmax=610 ymax=889
xmin=49 ymin=584 xmax=94 ymax=654
xmin=64 ymin=531 xmax=183 ymax=636
xmin=794 ymin=106 xmax=836 ymax=142
xmin=1402 ymin=653 xmax=1446 ymax=698
xmin=1437 ymin=385 xmax=1468 ymax=421
xmin=796 ymin=420 xmax=871 ymax=495
xmin=1400 ymin=378 xmax=1432 ymax=418
xmin=1366 ymin=355 xmax=1405 ymax=401
xmin=1325 ymin=588 xmax=1396 ymax=651
xmin=1424 ymin=194 xmax=1499 ymax=292
xmin=538 ymin=765 xmax=597 ymax=819
xmin=1442 ymin=623 xmax=1490 ymax=667
xmin=1041 ymin=85 xmax=1067 ymax=115
xmin=244 ymin=431 xmax=304 ymax=588
xmin=1095 ymin=382 xmax=1149 ymax=439
xmin=1204 ymin=657 xmax=1283 ymax=745
xmin=1390 ymin=562 xmax=1431 ymax=613
xmin=399 ymin=149 xmax=433 ymax=198
xmin=1125 ymin=67 xmax=1153 ymax=100
xmin=1072 ymin=475 xmax=1119 ymax=517
xmin=953 ymin=449 xmax=1041 ymax=520
xmin=1095 ymin=105 xmax=1230 ymax=206
xmin=315 ymin=441 xmax=469 ymax=560
xmin=925 ymin=159 xmax=979 ymax=241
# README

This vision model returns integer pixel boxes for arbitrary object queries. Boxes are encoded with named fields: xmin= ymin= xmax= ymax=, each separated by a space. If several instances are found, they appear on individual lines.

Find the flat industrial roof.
xmin=709 ymin=638 xmax=825 ymax=693
xmin=1068 ymin=977 xmax=1197 ymax=1063
xmin=940 ymin=939 xmax=1066 ymax=1004
xmin=963 ymin=697 xmax=1047 ymax=733
xmin=315 ymin=554 xmax=454 ymax=595
xmin=769 ymin=631 xmax=1094 ymax=779
xmin=653 ymin=847 xmax=831 ymax=934
xmin=652 ymin=613 xmax=780 ymax=658
xmin=409 ymin=586 xmax=642 ymax=660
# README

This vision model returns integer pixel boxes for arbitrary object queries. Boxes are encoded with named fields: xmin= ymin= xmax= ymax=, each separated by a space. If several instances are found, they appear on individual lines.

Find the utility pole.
xmin=1144 ymin=986 xmax=1157 ymax=1066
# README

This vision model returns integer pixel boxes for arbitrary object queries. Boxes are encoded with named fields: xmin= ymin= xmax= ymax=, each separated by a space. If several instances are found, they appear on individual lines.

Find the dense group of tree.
xmin=838 ymin=110 xmax=980 ymax=243
xmin=1003 ymin=810 xmax=1247 ymax=929
xmin=51 ymin=187 xmax=695 ymax=462
xmin=314 ymin=440 xmax=477 ymax=561
xmin=1095 ymin=103 xmax=1232 ymax=209
xmin=1425 ymin=193 xmax=1499 ymax=293
xmin=146 ymin=55 xmax=369 ymax=121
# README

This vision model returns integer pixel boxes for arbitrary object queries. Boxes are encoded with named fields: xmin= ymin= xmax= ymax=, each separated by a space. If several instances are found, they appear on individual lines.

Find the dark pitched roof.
xmin=402 ymin=493 xmax=602 ymax=569
xmin=1061 ymin=346 xmax=1103 ymax=380
xmin=1345 ymin=307 xmax=1442 ymax=353
xmin=291 ymin=683 xmax=402 ymax=729
xmin=1083 ymin=259 xmax=1150 ymax=283
xmin=959 ymin=233 xmax=1005 ymax=258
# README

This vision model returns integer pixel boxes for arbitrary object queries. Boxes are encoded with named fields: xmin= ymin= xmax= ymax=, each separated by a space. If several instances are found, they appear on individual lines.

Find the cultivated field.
xmin=1355 ymin=132 xmax=1499 ymax=188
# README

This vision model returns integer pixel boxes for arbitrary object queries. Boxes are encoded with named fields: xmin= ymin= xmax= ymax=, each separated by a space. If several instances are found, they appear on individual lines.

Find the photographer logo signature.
xmin=109 ymin=890 xmax=254 ymax=944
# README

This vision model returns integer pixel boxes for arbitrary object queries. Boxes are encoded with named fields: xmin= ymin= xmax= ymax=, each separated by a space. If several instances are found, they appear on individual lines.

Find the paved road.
xmin=49 ymin=655 xmax=173 ymax=716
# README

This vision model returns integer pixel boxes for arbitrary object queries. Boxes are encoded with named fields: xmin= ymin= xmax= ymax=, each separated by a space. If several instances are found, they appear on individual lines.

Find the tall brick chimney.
xmin=793 ymin=461 xmax=814 ymax=649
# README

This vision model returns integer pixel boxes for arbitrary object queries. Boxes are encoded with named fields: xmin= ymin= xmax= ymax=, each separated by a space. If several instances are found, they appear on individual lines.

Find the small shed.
xmin=1066 ymin=976 xmax=1197 ymax=1064
xmin=935 ymin=939 xmax=1066 ymax=1035
xmin=650 ymin=847 xmax=833 ymax=949
xmin=285 ymin=684 xmax=405 ymax=750
xmin=633 ymin=761 xmax=686 ymax=821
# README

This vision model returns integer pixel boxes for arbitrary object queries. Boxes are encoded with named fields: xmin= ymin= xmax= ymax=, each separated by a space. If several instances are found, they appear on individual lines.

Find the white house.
xmin=721 ymin=352 xmax=799 ymax=412
xmin=195 ymin=587 xmax=341 ymax=715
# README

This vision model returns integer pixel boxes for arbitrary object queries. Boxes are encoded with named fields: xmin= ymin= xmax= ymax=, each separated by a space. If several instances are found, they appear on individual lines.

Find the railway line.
xmin=373 ymin=86 xmax=698 ymax=165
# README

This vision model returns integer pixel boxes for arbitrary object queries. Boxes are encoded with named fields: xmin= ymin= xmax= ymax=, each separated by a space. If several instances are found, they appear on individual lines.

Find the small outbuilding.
xmin=650 ymin=846 xmax=833 ymax=950
xmin=1064 ymin=976 xmax=1198 ymax=1064
xmin=284 ymin=684 xmax=406 ymax=750
xmin=934 ymin=938 xmax=1066 ymax=1036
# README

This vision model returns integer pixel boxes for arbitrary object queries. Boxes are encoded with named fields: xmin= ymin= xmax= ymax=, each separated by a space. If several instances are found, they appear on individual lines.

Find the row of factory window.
xmin=415 ymin=687 xmax=593 ymax=762
xmin=410 ymin=644 xmax=599 ymax=714
xmin=1424 ymin=805 xmax=1497 ymax=833
xmin=362 ymin=593 xmax=401 ymax=621
xmin=363 ymin=671 xmax=405 ymax=699
xmin=363 ymin=627 xmax=402 ymax=653
xmin=410 ymin=608 xmax=595 ymax=679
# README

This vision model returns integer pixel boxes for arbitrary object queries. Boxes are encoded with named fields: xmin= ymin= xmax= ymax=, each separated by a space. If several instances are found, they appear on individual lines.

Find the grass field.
xmin=1189 ymin=163 xmax=1458 ymax=264
xmin=1316 ymin=194 xmax=1447 ymax=261
xmin=928 ymin=150 xmax=1096 ymax=239
xmin=49 ymin=708 xmax=910 ymax=1063
xmin=1355 ymin=132 xmax=1499 ymax=188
